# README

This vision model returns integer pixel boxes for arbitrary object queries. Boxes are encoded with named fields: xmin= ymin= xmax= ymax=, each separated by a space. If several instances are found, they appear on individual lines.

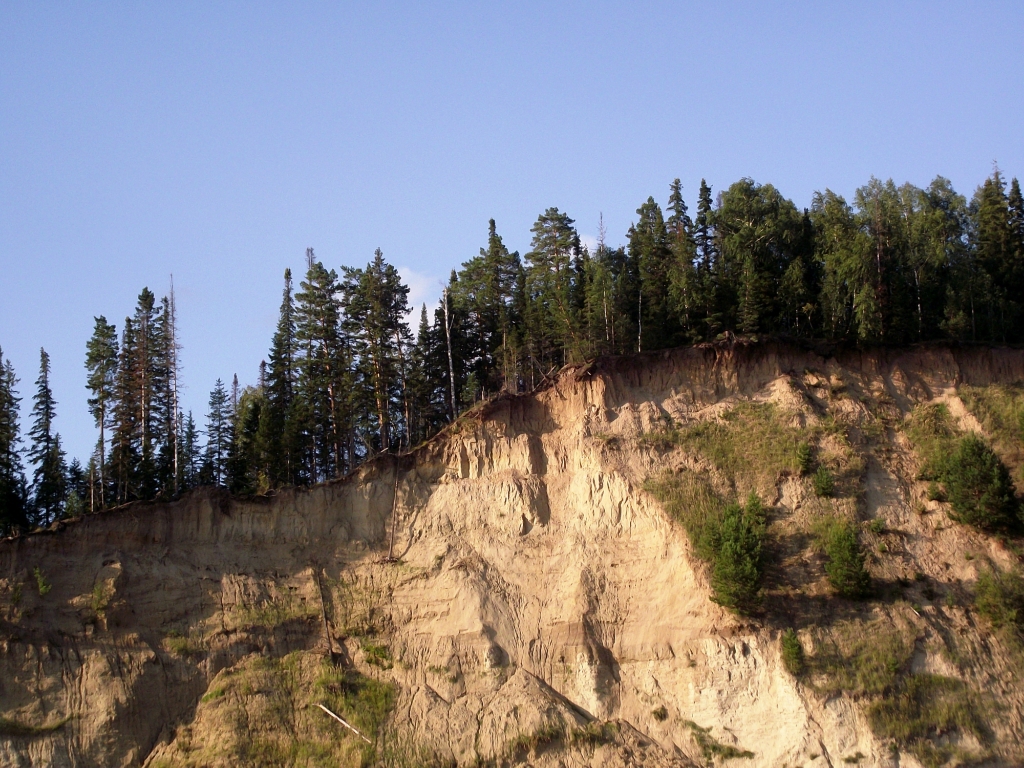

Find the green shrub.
xmin=710 ymin=494 xmax=766 ymax=614
xmin=975 ymin=568 xmax=1024 ymax=636
xmin=940 ymin=434 xmax=1019 ymax=531
xmin=813 ymin=466 xmax=835 ymax=497
xmin=781 ymin=629 xmax=805 ymax=676
xmin=822 ymin=520 xmax=871 ymax=598
xmin=926 ymin=481 xmax=944 ymax=502
xmin=797 ymin=441 xmax=813 ymax=475
xmin=868 ymin=517 xmax=886 ymax=535
xmin=651 ymin=705 xmax=668 ymax=722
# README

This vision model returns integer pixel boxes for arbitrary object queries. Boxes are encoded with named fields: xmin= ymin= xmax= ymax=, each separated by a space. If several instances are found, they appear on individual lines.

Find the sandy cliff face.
xmin=3 ymin=341 xmax=1024 ymax=767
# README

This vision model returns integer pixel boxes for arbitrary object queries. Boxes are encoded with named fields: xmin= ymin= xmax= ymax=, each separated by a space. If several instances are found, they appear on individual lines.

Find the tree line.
xmin=2 ymin=169 xmax=1023 ymax=533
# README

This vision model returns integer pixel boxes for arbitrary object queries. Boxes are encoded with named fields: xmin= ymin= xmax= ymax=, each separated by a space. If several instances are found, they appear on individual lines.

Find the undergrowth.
xmin=809 ymin=619 xmax=989 ymax=766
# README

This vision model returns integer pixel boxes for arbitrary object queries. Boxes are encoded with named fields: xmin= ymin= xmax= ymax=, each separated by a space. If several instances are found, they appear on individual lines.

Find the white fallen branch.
xmin=317 ymin=703 xmax=372 ymax=744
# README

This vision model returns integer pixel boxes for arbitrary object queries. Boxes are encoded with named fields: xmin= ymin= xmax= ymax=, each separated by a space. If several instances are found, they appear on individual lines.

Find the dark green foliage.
xmin=651 ymin=705 xmax=668 ymax=722
xmin=781 ymin=629 xmax=805 ymax=676
xmin=813 ymin=466 xmax=835 ymax=497
xmin=940 ymin=433 xmax=1019 ymax=531
xmin=17 ymin=169 xmax=1024 ymax=511
xmin=822 ymin=519 xmax=871 ymax=598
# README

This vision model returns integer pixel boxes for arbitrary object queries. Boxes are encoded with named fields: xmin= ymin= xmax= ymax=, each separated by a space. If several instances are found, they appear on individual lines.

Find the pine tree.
xmin=28 ymin=349 xmax=66 ymax=525
xmin=85 ymin=316 xmax=118 ymax=508
xmin=525 ymin=208 xmax=584 ymax=367
xmin=0 ymin=346 xmax=29 ymax=534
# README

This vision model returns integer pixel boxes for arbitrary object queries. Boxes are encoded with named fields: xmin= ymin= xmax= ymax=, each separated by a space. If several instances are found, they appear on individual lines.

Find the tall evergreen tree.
xmin=28 ymin=349 xmax=66 ymax=524
xmin=341 ymin=250 xmax=413 ymax=454
xmin=204 ymin=379 xmax=231 ymax=486
xmin=525 ymin=208 xmax=585 ymax=367
xmin=0 ymin=346 xmax=29 ymax=534
xmin=295 ymin=252 xmax=349 ymax=481
xmin=85 ymin=316 xmax=118 ymax=508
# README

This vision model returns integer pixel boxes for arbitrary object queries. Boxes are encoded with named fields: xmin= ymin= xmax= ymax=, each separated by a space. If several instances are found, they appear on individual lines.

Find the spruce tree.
xmin=0 ymin=347 xmax=29 ymax=534
xmin=204 ymin=379 xmax=231 ymax=486
xmin=180 ymin=410 xmax=201 ymax=490
xmin=265 ymin=268 xmax=298 ymax=486
xmin=295 ymin=252 xmax=349 ymax=481
xmin=85 ymin=316 xmax=118 ymax=508
xmin=28 ymin=349 xmax=66 ymax=525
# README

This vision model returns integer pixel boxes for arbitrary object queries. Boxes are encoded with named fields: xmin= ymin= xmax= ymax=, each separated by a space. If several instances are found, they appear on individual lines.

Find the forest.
xmin=1 ymin=169 xmax=1023 ymax=534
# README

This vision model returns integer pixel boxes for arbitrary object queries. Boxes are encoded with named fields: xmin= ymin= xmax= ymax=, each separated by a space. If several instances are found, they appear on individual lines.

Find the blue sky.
xmin=2 ymin=2 xmax=1022 ymax=464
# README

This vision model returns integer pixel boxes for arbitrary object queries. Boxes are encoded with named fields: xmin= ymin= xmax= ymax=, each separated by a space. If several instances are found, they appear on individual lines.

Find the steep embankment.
xmin=3 ymin=341 xmax=1024 ymax=767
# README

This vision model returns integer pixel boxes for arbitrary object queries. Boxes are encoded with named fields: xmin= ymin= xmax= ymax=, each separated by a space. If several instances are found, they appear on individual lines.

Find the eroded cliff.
xmin=3 ymin=341 xmax=1024 ymax=767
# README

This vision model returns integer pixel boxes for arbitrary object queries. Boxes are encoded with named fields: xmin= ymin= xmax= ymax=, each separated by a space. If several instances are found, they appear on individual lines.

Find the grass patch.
xmin=164 ymin=630 xmax=204 ymax=658
xmin=0 ymin=715 xmax=71 ymax=737
xmin=812 ymin=466 xmax=835 ymax=497
xmin=361 ymin=641 xmax=393 ymax=670
xmin=506 ymin=723 xmax=565 ymax=757
xmin=646 ymin=471 xmax=767 ymax=614
xmin=809 ymin=621 xmax=912 ymax=697
xmin=640 ymin=402 xmax=805 ymax=490
xmin=232 ymin=594 xmax=319 ymax=630
xmin=314 ymin=661 xmax=395 ymax=740
xmin=683 ymin=720 xmax=754 ymax=761
xmin=906 ymin=403 xmax=959 ymax=476
xmin=867 ymin=674 xmax=988 ymax=767
xmin=90 ymin=581 xmax=112 ymax=616
xmin=200 ymin=686 xmax=225 ymax=703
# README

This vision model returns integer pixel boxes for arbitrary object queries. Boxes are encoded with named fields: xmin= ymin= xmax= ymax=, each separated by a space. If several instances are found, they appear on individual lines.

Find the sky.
xmin=2 ymin=1 xmax=1022 ymax=465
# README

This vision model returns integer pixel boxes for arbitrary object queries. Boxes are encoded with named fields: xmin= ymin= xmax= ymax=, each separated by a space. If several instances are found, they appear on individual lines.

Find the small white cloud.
xmin=398 ymin=265 xmax=442 ymax=325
